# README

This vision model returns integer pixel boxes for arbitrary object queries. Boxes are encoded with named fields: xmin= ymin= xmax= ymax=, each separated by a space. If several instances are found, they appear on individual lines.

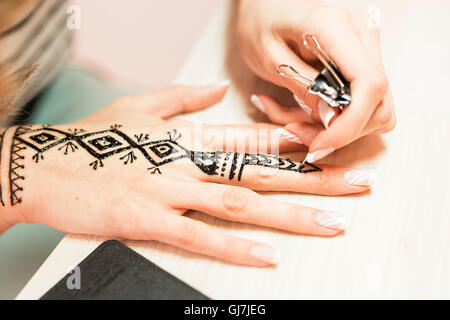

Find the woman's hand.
xmin=236 ymin=0 xmax=396 ymax=162
xmin=1 ymin=84 xmax=375 ymax=266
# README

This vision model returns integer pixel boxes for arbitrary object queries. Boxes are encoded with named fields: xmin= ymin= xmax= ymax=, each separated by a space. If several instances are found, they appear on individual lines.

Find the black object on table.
xmin=40 ymin=240 xmax=209 ymax=300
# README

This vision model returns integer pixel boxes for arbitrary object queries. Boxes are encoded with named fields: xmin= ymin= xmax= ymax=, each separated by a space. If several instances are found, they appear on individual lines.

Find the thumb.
xmin=115 ymin=81 xmax=230 ymax=118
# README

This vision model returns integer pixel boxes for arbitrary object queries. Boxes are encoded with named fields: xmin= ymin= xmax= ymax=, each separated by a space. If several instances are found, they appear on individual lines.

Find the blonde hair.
xmin=0 ymin=0 xmax=40 ymax=126
xmin=0 ymin=65 xmax=37 ymax=126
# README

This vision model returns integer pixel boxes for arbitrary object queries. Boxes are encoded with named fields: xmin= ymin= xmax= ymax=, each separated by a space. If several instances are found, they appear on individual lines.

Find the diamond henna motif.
xmin=30 ymin=132 xmax=58 ymax=144
xmin=149 ymin=143 xmax=176 ymax=158
xmin=88 ymin=135 xmax=122 ymax=151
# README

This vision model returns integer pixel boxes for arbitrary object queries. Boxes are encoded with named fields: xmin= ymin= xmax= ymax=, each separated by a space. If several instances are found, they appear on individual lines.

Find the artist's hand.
xmin=1 ymin=84 xmax=375 ymax=266
xmin=236 ymin=0 xmax=396 ymax=162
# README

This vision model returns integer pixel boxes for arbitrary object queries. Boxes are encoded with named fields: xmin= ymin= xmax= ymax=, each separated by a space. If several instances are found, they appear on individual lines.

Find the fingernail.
xmin=216 ymin=79 xmax=231 ymax=87
xmin=318 ymin=100 xmax=336 ymax=129
xmin=250 ymin=94 xmax=265 ymax=113
xmin=315 ymin=211 xmax=348 ymax=231
xmin=344 ymin=169 xmax=377 ymax=186
xmin=276 ymin=128 xmax=302 ymax=144
xmin=305 ymin=148 xmax=335 ymax=163
xmin=293 ymin=94 xmax=313 ymax=117
xmin=250 ymin=245 xmax=280 ymax=265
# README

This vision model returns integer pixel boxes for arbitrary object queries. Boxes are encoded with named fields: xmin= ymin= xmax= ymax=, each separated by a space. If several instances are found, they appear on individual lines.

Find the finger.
xmin=317 ymin=100 xmax=338 ymax=129
xmin=188 ymin=144 xmax=374 ymax=195
xmin=348 ymin=11 xmax=385 ymax=69
xmin=262 ymin=40 xmax=323 ymax=118
xmin=114 ymin=83 xmax=230 ymax=118
xmin=348 ymin=13 xmax=396 ymax=135
xmin=172 ymin=182 xmax=347 ymax=237
xmin=306 ymin=74 xmax=387 ymax=163
xmin=148 ymin=213 xmax=280 ymax=267
xmin=368 ymin=91 xmax=396 ymax=134
xmin=198 ymin=123 xmax=308 ymax=154
xmin=283 ymin=122 xmax=322 ymax=146
xmin=250 ymin=94 xmax=314 ymax=125
xmin=207 ymin=159 xmax=373 ymax=196
xmin=312 ymin=95 xmax=395 ymax=142
xmin=301 ymin=15 xmax=389 ymax=162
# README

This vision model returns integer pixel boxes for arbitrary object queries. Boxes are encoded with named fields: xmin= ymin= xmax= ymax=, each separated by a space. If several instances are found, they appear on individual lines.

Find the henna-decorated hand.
xmin=0 ymin=84 xmax=375 ymax=266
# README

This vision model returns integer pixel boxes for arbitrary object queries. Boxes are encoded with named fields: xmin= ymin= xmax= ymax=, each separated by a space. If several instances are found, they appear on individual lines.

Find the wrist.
xmin=0 ymin=210 xmax=14 ymax=235
xmin=0 ymin=126 xmax=31 ymax=230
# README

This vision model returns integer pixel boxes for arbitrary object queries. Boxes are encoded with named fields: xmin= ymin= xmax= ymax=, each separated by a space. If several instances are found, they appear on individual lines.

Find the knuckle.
xmin=254 ymin=166 xmax=278 ymax=185
xmin=287 ymin=206 xmax=305 ymax=231
xmin=374 ymin=105 xmax=395 ymax=130
xmin=178 ymin=222 xmax=201 ymax=247
xmin=380 ymin=110 xmax=397 ymax=133
xmin=203 ymin=133 xmax=220 ymax=150
xmin=385 ymin=111 xmax=397 ymax=132
xmin=314 ymin=171 xmax=330 ymax=190
xmin=368 ymin=73 xmax=389 ymax=95
xmin=222 ymin=188 xmax=250 ymax=217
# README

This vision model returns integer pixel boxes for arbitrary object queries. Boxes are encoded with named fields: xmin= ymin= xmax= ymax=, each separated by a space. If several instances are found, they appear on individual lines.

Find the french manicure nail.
xmin=250 ymin=94 xmax=265 ymax=113
xmin=318 ymin=100 xmax=336 ymax=129
xmin=305 ymin=148 xmax=335 ymax=163
xmin=344 ymin=169 xmax=377 ymax=186
xmin=276 ymin=128 xmax=302 ymax=144
xmin=315 ymin=211 xmax=348 ymax=231
xmin=250 ymin=245 xmax=280 ymax=264
xmin=293 ymin=94 xmax=313 ymax=117
xmin=216 ymin=79 xmax=231 ymax=87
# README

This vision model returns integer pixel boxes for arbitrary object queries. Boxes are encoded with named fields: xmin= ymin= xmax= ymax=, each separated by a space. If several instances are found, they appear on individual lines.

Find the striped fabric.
xmin=0 ymin=0 xmax=72 ymax=119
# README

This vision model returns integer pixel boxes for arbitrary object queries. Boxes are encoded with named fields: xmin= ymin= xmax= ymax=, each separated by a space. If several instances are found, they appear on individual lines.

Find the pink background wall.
xmin=70 ymin=0 xmax=221 ymax=90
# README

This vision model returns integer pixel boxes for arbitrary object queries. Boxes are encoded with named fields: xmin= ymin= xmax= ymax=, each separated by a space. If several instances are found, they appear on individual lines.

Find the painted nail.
xmin=305 ymin=148 xmax=335 ymax=163
xmin=318 ymin=100 xmax=336 ymax=129
xmin=344 ymin=169 xmax=377 ymax=186
xmin=250 ymin=94 xmax=265 ymax=113
xmin=276 ymin=128 xmax=302 ymax=144
xmin=315 ymin=211 xmax=348 ymax=231
xmin=293 ymin=94 xmax=313 ymax=117
xmin=216 ymin=79 xmax=231 ymax=87
xmin=250 ymin=245 xmax=280 ymax=265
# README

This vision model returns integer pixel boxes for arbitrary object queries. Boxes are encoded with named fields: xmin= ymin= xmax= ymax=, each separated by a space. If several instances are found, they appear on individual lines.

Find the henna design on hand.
xmin=1 ymin=125 xmax=321 ymax=206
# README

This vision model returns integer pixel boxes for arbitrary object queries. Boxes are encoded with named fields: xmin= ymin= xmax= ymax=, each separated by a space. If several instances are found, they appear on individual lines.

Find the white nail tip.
xmin=293 ymin=94 xmax=313 ymax=116
xmin=250 ymin=245 xmax=280 ymax=264
xmin=318 ymin=100 xmax=336 ymax=129
xmin=305 ymin=148 xmax=335 ymax=163
xmin=305 ymin=153 xmax=314 ymax=163
xmin=315 ymin=211 xmax=348 ymax=230
xmin=276 ymin=128 xmax=302 ymax=144
xmin=250 ymin=94 xmax=266 ymax=114
xmin=216 ymin=79 xmax=231 ymax=87
xmin=344 ymin=169 xmax=377 ymax=186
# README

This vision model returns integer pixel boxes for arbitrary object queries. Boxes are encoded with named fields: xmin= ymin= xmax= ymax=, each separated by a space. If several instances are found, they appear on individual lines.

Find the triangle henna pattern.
xmin=9 ymin=127 xmax=27 ymax=205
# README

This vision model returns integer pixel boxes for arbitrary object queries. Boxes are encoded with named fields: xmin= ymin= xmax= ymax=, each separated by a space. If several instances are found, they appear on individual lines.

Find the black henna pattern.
xmin=4 ymin=126 xmax=321 ymax=206
xmin=9 ymin=126 xmax=29 ymax=205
